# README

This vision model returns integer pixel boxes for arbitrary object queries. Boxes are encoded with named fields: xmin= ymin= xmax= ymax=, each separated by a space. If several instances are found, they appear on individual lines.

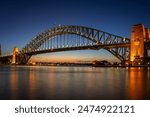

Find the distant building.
xmin=92 ymin=60 xmax=111 ymax=66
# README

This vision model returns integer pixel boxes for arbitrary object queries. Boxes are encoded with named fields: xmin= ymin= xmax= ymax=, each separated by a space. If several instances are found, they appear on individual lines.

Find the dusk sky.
xmin=0 ymin=0 xmax=150 ymax=62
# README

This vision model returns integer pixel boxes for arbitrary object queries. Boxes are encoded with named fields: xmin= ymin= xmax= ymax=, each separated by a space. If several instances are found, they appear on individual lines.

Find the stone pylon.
xmin=129 ymin=24 xmax=145 ymax=64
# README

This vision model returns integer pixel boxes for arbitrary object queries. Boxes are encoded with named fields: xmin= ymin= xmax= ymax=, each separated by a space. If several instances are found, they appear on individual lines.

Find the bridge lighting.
xmin=123 ymin=37 xmax=126 ymax=42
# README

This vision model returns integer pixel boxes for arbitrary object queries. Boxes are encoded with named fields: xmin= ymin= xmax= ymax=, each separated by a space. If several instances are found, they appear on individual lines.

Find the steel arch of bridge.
xmin=21 ymin=25 xmax=130 ymax=63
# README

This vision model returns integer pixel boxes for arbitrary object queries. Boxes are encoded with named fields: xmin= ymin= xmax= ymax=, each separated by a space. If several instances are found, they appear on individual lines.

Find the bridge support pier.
xmin=11 ymin=47 xmax=31 ymax=65
xmin=12 ymin=47 xmax=19 ymax=64
xmin=129 ymin=24 xmax=150 ymax=65
xmin=129 ymin=24 xmax=145 ymax=65
xmin=16 ymin=53 xmax=31 ymax=65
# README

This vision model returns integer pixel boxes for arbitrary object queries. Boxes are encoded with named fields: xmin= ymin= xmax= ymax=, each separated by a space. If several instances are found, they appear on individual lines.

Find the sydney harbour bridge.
xmin=0 ymin=24 xmax=150 ymax=65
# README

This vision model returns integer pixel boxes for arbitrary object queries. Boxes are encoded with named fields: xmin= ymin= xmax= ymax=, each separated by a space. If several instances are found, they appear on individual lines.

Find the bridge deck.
xmin=24 ymin=43 xmax=130 ymax=55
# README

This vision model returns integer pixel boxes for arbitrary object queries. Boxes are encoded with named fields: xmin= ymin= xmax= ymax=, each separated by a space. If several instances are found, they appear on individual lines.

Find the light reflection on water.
xmin=127 ymin=68 xmax=150 ymax=99
xmin=0 ymin=66 xmax=150 ymax=100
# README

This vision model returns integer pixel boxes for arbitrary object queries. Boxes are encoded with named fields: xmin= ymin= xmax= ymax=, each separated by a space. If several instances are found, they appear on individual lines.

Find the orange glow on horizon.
xmin=29 ymin=50 xmax=119 ymax=63
xmin=30 ymin=56 xmax=118 ymax=63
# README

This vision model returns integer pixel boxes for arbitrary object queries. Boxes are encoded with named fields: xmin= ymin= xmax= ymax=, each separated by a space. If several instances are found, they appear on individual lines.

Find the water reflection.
xmin=48 ymin=67 xmax=55 ymax=98
xmin=0 ymin=66 xmax=150 ymax=99
xmin=10 ymin=66 xmax=18 ymax=99
xmin=128 ymin=68 xmax=150 ymax=99
xmin=28 ymin=68 xmax=37 ymax=99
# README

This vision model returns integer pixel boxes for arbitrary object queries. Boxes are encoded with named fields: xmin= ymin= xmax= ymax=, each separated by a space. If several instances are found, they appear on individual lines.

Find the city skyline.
xmin=0 ymin=0 xmax=150 ymax=62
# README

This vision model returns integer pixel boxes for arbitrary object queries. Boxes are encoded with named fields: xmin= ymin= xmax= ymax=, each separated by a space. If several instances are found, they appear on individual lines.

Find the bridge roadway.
xmin=25 ymin=43 xmax=130 ymax=55
xmin=0 ymin=43 xmax=130 ymax=64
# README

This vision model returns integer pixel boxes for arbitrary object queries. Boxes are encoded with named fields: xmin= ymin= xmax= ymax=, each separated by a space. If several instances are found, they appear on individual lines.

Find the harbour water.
xmin=0 ymin=65 xmax=150 ymax=100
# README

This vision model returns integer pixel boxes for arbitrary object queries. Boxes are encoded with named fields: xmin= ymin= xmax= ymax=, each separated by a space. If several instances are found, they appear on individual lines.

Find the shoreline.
xmin=1 ymin=64 xmax=150 ymax=68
